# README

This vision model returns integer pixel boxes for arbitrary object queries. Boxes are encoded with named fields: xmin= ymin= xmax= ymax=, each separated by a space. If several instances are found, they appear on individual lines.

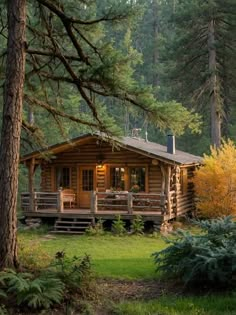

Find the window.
xmin=82 ymin=169 xmax=94 ymax=191
xmin=130 ymin=167 xmax=146 ymax=192
xmin=110 ymin=167 xmax=125 ymax=190
xmin=55 ymin=167 xmax=71 ymax=188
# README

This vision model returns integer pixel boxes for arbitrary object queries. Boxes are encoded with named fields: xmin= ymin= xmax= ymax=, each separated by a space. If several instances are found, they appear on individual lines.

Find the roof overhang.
xmin=20 ymin=133 xmax=202 ymax=166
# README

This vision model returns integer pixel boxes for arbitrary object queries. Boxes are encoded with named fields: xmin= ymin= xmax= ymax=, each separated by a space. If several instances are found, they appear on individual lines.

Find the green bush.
xmin=0 ymin=305 xmax=7 ymax=315
xmin=0 ymin=252 xmax=92 ymax=311
xmin=131 ymin=215 xmax=144 ymax=235
xmin=48 ymin=251 xmax=92 ymax=292
xmin=85 ymin=219 xmax=105 ymax=236
xmin=152 ymin=216 xmax=236 ymax=286
xmin=0 ymin=269 xmax=64 ymax=309
xmin=112 ymin=215 xmax=126 ymax=236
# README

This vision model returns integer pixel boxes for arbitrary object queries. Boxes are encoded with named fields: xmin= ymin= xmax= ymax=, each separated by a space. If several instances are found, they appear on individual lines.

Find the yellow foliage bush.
xmin=18 ymin=239 xmax=52 ymax=270
xmin=193 ymin=140 xmax=236 ymax=218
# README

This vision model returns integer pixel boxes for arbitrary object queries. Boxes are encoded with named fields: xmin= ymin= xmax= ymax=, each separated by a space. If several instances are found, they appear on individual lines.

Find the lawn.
xmin=113 ymin=295 xmax=236 ymax=315
xmin=18 ymin=230 xmax=166 ymax=279
xmin=18 ymin=229 xmax=236 ymax=315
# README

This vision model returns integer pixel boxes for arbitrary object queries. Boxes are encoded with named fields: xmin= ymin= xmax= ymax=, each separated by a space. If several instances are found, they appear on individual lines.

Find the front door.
xmin=79 ymin=167 xmax=95 ymax=208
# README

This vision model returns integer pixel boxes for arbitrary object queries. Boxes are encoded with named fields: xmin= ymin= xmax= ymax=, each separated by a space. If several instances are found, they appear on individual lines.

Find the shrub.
xmin=130 ymin=215 xmax=144 ymax=235
xmin=18 ymin=239 xmax=51 ymax=270
xmin=48 ymin=251 xmax=92 ymax=292
xmin=0 ymin=269 xmax=64 ymax=309
xmin=112 ymin=215 xmax=126 ymax=236
xmin=152 ymin=216 xmax=236 ymax=286
xmin=0 ymin=252 xmax=93 ymax=311
xmin=0 ymin=305 xmax=7 ymax=315
xmin=85 ymin=219 xmax=105 ymax=236
xmin=193 ymin=140 xmax=236 ymax=218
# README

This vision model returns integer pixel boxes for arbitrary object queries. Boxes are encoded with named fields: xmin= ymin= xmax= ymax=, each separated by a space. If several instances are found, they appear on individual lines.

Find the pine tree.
xmin=162 ymin=0 xmax=236 ymax=147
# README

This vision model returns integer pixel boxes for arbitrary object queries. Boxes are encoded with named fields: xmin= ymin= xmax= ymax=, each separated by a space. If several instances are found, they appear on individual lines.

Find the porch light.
xmin=96 ymin=154 xmax=104 ymax=168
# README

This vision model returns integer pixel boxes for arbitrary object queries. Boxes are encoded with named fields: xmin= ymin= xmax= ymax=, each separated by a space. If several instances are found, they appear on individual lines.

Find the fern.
xmin=18 ymin=275 xmax=64 ymax=309
xmin=0 ymin=269 xmax=64 ymax=309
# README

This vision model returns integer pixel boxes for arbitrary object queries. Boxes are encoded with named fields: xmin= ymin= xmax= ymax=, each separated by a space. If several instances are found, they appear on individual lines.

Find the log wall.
xmin=40 ymin=139 xmax=163 ymax=203
xmin=148 ymin=165 xmax=162 ymax=193
xmin=39 ymin=138 xmax=197 ymax=219
xmin=175 ymin=166 xmax=196 ymax=216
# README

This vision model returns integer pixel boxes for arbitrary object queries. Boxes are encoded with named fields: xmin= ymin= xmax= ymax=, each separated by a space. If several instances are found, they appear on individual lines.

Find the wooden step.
xmin=55 ymin=220 xmax=92 ymax=225
xmin=54 ymin=225 xmax=89 ymax=230
xmin=52 ymin=217 xmax=93 ymax=235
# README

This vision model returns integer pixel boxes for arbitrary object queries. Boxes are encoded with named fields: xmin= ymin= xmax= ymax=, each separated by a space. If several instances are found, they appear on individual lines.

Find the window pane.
xmin=56 ymin=167 xmax=70 ymax=188
xmin=110 ymin=167 xmax=125 ymax=190
xmin=130 ymin=167 xmax=145 ymax=192
xmin=82 ymin=170 xmax=94 ymax=191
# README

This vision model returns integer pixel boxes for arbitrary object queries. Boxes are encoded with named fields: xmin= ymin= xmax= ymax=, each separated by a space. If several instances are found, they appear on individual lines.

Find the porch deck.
xmin=21 ymin=191 xmax=176 ymax=222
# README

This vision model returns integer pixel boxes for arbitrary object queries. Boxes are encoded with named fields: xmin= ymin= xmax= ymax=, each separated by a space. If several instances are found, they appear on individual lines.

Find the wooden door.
xmin=79 ymin=167 xmax=95 ymax=208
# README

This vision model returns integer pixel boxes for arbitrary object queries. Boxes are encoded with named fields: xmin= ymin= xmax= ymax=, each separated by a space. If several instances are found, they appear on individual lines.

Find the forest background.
xmin=0 ymin=0 xmax=235 ymax=189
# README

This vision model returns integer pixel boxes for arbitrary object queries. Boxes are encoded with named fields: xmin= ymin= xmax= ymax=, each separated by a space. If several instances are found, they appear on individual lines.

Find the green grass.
xmin=112 ymin=295 xmax=236 ymax=315
xmin=18 ymin=231 xmax=166 ymax=279
xmin=18 ymin=229 xmax=236 ymax=314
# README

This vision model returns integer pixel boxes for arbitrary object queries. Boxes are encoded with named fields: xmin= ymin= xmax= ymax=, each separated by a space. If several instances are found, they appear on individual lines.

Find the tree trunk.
xmin=152 ymin=0 xmax=159 ymax=88
xmin=221 ymin=43 xmax=230 ymax=138
xmin=208 ymin=19 xmax=221 ymax=147
xmin=0 ymin=0 xmax=26 ymax=269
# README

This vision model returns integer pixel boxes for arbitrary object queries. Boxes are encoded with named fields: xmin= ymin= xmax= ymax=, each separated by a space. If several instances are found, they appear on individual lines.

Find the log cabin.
xmin=20 ymin=133 xmax=202 ymax=233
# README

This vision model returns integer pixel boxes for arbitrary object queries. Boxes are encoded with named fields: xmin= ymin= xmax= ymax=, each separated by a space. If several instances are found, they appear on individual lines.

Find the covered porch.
xmin=21 ymin=190 xmax=175 ymax=219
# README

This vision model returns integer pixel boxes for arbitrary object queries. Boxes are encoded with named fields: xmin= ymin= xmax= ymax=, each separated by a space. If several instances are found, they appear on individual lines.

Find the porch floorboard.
xmin=22 ymin=208 xmax=168 ymax=222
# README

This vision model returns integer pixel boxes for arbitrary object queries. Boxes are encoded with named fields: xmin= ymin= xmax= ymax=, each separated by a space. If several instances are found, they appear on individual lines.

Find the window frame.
xmin=54 ymin=166 xmax=72 ymax=190
xmin=107 ymin=164 xmax=148 ymax=192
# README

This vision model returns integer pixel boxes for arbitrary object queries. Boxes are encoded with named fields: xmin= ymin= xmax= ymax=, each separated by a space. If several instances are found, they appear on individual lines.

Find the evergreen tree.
xmin=162 ymin=0 xmax=236 ymax=147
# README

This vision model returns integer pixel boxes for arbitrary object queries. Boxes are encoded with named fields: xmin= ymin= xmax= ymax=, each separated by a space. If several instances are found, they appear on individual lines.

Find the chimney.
xmin=167 ymin=135 xmax=175 ymax=154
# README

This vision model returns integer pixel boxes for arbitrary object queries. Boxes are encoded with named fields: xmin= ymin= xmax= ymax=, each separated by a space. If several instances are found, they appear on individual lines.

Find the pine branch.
xmin=24 ymin=94 xmax=101 ymax=129
xmin=36 ymin=0 xmax=134 ymax=25
xmin=27 ymin=49 xmax=82 ymax=62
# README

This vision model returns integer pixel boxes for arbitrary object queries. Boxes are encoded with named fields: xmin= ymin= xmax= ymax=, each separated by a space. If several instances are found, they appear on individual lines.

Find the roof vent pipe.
xmin=167 ymin=134 xmax=175 ymax=154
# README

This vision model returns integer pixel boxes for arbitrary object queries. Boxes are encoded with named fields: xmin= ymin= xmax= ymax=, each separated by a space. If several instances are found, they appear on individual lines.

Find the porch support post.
xmin=91 ymin=191 xmax=97 ymax=214
xmin=165 ymin=165 xmax=171 ymax=214
xmin=28 ymin=157 xmax=35 ymax=212
xmin=58 ymin=189 xmax=64 ymax=213
xmin=128 ymin=193 xmax=133 ymax=214
xmin=160 ymin=164 xmax=167 ymax=214
xmin=160 ymin=193 xmax=166 ymax=214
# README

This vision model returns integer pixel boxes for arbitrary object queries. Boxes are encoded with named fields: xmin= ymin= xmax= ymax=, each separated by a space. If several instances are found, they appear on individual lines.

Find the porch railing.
xmin=93 ymin=192 xmax=166 ymax=214
xmin=21 ymin=192 xmax=59 ymax=212
xmin=21 ymin=191 xmax=168 ymax=215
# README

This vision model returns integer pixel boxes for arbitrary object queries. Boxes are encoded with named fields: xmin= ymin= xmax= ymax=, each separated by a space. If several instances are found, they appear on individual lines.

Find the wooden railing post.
xmin=34 ymin=192 xmax=37 ymax=212
xmin=57 ymin=190 xmax=64 ymax=213
xmin=91 ymin=191 xmax=97 ymax=214
xmin=160 ymin=193 xmax=166 ymax=214
xmin=29 ymin=192 xmax=34 ymax=212
xmin=128 ymin=193 xmax=133 ymax=214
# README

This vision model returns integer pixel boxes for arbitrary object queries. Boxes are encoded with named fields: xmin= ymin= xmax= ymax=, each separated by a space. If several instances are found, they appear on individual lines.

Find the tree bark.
xmin=0 ymin=0 xmax=26 ymax=269
xmin=152 ymin=0 xmax=159 ymax=88
xmin=208 ymin=19 xmax=221 ymax=147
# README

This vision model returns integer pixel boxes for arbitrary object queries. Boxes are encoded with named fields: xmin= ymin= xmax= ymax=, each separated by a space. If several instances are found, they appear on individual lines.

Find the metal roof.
xmin=21 ymin=133 xmax=202 ymax=165
xmin=121 ymin=137 xmax=202 ymax=165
